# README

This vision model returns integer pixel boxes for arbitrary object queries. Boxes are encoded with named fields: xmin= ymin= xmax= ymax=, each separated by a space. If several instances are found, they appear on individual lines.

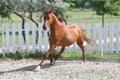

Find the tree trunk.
xmin=13 ymin=12 xmax=26 ymax=43
xmin=27 ymin=0 xmax=39 ymax=44
xmin=102 ymin=14 xmax=104 ymax=28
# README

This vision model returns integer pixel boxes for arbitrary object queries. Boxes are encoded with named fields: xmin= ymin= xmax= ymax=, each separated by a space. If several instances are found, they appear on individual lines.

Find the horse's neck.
xmin=50 ymin=14 xmax=62 ymax=34
xmin=51 ymin=14 xmax=61 ymax=26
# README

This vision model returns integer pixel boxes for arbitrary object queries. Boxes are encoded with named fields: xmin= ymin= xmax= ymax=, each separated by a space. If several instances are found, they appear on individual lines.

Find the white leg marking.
xmin=34 ymin=65 xmax=41 ymax=72
xmin=83 ymin=41 xmax=87 ymax=46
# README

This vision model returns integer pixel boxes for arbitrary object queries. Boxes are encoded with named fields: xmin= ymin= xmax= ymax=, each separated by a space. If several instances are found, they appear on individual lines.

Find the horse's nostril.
xmin=43 ymin=26 xmax=47 ymax=30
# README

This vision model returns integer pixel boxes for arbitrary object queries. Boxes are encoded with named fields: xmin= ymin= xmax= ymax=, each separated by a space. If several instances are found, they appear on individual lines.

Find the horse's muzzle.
xmin=43 ymin=25 xmax=47 ymax=30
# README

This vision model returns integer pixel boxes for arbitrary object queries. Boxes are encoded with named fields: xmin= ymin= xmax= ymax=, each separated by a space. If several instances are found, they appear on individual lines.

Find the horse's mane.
xmin=50 ymin=13 xmax=62 ymax=24
xmin=58 ymin=16 xmax=67 ymax=25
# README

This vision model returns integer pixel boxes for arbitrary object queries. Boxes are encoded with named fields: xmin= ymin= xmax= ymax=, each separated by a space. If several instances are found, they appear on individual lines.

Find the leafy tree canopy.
xmin=91 ymin=0 xmax=120 ymax=16
xmin=0 ymin=0 xmax=69 ymax=19
xmin=90 ymin=0 xmax=120 ymax=27
xmin=0 ymin=1 xmax=11 ymax=18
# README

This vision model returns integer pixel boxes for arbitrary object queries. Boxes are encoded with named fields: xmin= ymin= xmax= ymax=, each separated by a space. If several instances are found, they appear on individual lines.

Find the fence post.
xmin=32 ymin=23 xmax=36 ymax=53
xmin=38 ymin=23 xmax=42 ymax=51
xmin=92 ymin=23 xmax=97 ymax=53
xmin=44 ymin=30 xmax=48 ymax=52
xmin=116 ymin=23 xmax=120 ymax=54
xmin=25 ymin=23 xmax=30 ymax=53
xmin=103 ymin=23 xmax=108 ymax=53
xmin=5 ymin=24 xmax=10 ymax=53
xmin=56 ymin=46 xmax=60 ymax=52
xmin=12 ymin=23 xmax=16 ymax=54
xmin=72 ymin=42 xmax=76 ymax=53
xmin=18 ymin=24 xmax=23 ymax=53
xmin=66 ymin=46 xmax=71 ymax=53
xmin=98 ymin=23 xmax=103 ymax=58
xmin=109 ymin=23 xmax=114 ymax=53
xmin=2 ymin=24 xmax=5 ymax=57
xmin=86 ymin=23 xmax=91 ymax=53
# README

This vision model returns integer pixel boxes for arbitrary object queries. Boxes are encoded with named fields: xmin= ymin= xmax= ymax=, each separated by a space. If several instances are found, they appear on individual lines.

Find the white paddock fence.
xmin=1 ymin=22 xmax=120 ymax=57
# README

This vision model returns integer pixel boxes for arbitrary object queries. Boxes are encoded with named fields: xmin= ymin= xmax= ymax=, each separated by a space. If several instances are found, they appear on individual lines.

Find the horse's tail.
xmin=83 ymin=37 xmax=96 ymax=47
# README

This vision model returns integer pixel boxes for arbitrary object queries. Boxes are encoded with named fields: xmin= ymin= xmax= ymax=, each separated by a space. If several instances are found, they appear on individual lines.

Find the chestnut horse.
xmin=38 ymin=10 xmax=95 ymax=68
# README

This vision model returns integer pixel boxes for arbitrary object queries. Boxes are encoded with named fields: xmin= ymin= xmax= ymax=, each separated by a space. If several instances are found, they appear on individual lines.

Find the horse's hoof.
xmin=51 ymin=62 xmax=56 ymax=66
xmin=34 ymin=65 xmax=41 ymax=72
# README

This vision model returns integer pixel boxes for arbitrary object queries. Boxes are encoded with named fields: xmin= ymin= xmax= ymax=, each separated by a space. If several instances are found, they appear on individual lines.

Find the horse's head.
xmin=43 ymin=10 xmax=53 ymax=30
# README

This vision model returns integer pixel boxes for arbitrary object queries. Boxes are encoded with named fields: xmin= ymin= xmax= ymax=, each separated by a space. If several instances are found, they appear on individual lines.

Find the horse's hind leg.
xmin=49 ymin=46 xmax=65 ymax=64
xmin=49 ymin=53 xmax=53 ymax=64
xmin=77 ymin=40 xmax=86 ymax=62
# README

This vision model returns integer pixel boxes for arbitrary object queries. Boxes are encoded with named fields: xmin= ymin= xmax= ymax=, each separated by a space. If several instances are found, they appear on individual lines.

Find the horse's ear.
xmin=49 ymin=9 xmax=52 ymax=13
xmin=44 ymin=9 xmax=52 ymax=14
xmin=44 ymin=10 xmax=47 ymax=14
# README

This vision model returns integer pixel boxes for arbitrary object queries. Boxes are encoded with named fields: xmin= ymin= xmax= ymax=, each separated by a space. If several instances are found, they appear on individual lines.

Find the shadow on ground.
xmin=0 ymin=63 xmax=53 ymax=75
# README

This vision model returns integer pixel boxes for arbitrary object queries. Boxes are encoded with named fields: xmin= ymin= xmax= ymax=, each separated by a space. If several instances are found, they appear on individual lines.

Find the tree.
xmin=91 ymin=0 xmax=120 ymax=27
xmin=0 ymin=1 xmax=11 ymax=18
xmin=63 ymin=0 xmax=91 ymax=9
xmin=0 ymin=0 xmax=69 ymax=43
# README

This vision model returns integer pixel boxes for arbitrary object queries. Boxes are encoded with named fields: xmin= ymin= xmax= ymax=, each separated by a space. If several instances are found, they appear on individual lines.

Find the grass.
xmin=0 ymin=50 xmax=120 ymax=61
xmin=0 ymin=51 xmax=45 ymax=60
xmin=60 ymin=52 xmax=120 ymax=60
xmin=66 ymin=9 xmax=120 ymax=23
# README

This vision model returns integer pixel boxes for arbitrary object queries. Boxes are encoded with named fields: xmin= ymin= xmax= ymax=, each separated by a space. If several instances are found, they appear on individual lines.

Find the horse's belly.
xmin=58 ymin=30 xmax=78 ymax=46
xmin=58 ymin=41 xmax=74 ymax=46
xmin=58 ymin=37 xmax=77 ymax=46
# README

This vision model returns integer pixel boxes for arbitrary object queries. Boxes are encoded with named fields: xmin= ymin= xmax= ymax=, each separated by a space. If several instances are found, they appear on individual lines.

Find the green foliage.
xmin=28 ymin=51 xmax=44 ymax=59
xmin=40 ymin=0 xmax=69 ymax=17
xmin=107 ymin=0 xmax=120 ymax=15
xmin=90 ymin=0 xmax=120 ymax=27
xmin=0 ymin=4 xmax=11 ymax=18
xmin=60 ymin=52 xmax=120 ymax=60
xmin=52 ymin=50 xmax=59 ymax=58
xmin=0 ymin=0 xmax=69 ymax=21
xmin=60 ymin=52 xmax=100 ymax=60
xmin=102 ymin=53 xmax=120 ymax=60
xmin=91 ymin=0 xmax=108 ymax=15
xmin=0 ymin=51 xmax=120 ymax=60
xmin=63 ymin=0 xmax=85 ymax=8
xmin=0 ymin=51 xmax=44 ymax=60
xmin=91 ymin=0 xmax=120 ymax=16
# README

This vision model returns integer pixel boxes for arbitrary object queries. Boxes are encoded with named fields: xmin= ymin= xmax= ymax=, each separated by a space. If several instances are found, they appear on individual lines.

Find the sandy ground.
xmin=0 ymin=59 xmax=120 ymax=80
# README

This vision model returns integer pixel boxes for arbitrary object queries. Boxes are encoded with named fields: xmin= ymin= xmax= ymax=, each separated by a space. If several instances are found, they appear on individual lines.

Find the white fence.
xmin=1 ymin=22 xmax=120 ymax=57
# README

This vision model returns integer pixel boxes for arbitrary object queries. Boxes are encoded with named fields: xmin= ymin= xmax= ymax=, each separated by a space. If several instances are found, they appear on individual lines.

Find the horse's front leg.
xmin=34 ymin=47 xmax=54 ymax=71
xmin=39 ymin=45 xmax=56 ymax=66
xmin=51 ymin=46 xmax=65 ymax=65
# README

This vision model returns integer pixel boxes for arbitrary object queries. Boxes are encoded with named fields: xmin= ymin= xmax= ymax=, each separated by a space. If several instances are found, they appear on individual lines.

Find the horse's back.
xmin=65 ymin=24 xmax=84 ymax=34
xmin=66 ymin=24 xmax=83 ymax=29
xmin=66 ymin=24 xmax=78 ymax=28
